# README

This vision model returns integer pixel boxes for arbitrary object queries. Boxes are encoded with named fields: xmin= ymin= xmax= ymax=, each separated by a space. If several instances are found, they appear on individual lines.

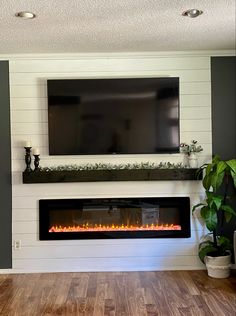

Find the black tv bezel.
xmin=47 ymin=77 xmax=180 ymax=156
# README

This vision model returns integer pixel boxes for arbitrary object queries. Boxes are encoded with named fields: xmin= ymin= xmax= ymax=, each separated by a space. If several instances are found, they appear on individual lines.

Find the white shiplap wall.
xmin=9 ymin=53 xmax=212 ymax=272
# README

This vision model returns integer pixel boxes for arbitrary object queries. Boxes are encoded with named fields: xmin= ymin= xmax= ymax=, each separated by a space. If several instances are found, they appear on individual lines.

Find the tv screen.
xmin=47 ymin=78 xmax=180 ymax=155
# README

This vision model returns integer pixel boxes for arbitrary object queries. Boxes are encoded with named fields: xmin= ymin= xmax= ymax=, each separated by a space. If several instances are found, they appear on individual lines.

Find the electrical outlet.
xmin=14 ymin=240 xmax=21 ymax=250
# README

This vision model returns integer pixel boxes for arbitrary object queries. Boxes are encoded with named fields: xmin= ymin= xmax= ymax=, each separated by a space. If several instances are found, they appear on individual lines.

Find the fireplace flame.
xmin=49 ymin=223 xmax=181 ymax=233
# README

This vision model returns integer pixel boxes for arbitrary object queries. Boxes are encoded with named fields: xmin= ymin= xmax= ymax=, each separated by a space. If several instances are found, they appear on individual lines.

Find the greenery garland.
xmin=41 ymin=161 xmax=185 ymax=172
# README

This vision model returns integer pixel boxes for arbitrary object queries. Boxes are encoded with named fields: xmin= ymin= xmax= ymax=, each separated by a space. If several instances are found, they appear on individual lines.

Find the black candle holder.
xmin=33 ymin=154 xmax=40 ymax=171
xmin=24 ymin=147 xmax=32 ymax=172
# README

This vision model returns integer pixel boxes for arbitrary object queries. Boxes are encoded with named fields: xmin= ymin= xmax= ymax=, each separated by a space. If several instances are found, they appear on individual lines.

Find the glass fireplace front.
xmin=39 ymin=197 xmax=190 ymax=240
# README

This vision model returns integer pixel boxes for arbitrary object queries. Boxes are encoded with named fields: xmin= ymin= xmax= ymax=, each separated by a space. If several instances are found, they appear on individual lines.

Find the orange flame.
xmin=49 ymin=223 xmax=181 ymax=233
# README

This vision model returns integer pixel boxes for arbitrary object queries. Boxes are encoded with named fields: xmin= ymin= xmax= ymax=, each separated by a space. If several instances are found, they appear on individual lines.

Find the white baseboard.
xmin=0 ymin=266 xmax=207 ymax=274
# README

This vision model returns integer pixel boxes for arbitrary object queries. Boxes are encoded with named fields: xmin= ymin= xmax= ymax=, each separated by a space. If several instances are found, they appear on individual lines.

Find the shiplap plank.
xmin=12 ymin=256 xmax=204 ymax=271
xmin=12 ymin=209 xmax=38 ymax=222
xmin=10 ymin=97 xmax=47 ymax=110
xmin=12 ymin=181 xmax=204 ymax=200
xmin=181 ymin=131 xmax=212 ymax=144
xmin=13 ymin=189 xmax=182 ymax=203
xmin=11 ymin=233 xmax=201 ymax=247
xmin=180 ymin=82 xmax=210 ymax=95
xmin=12 ymin=197 xmax=38 ymax=209
xmin=11 ymin=110 xmax=48 ymax=123
xmin=180 ymin=107 xmax=211 ymax=120
xmin=11 ymin=122 xmax=48 ymax=135
xmin=181 ymin=119 xmax=211 ymax=132
xmin=12 ymin=243 xmax=197 ymax=259
xmin=9 ymin=57 xmax=210 ymax=73
xmin=11 ymin=134 xmax=48 ymax=148
xmin=9 ymin=69 xmax=210 ymax=85
xmin=13 ymin=221 xmax=38 ymax=234
xmin=10 ymin=85 xmax=47 ymax=98
xmin=180 ymin=94 xmax=211 ymax=107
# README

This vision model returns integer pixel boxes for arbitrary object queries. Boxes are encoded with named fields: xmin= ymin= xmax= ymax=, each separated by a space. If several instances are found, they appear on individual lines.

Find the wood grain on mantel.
xmin=22 ymin=168 xmax=202 ymax=183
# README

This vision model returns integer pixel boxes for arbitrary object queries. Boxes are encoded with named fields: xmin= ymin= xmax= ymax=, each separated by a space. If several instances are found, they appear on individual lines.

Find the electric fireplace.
xmin=39 ymin=197 xmax=190 ymax=240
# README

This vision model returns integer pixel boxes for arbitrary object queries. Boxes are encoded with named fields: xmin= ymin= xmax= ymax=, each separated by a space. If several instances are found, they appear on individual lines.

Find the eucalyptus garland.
xmin=41 ymin=161 xmax=185 ymax=172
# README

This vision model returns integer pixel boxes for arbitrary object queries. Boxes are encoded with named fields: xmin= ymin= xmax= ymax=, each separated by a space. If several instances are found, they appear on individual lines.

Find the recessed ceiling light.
xmin=15 ymin=11 xmax=36 ymax=19
xmin=182 ymin=9 xmax=203 ymax=18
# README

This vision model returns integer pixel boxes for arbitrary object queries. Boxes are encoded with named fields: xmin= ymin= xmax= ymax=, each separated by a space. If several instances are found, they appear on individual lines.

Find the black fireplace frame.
xmin=39 ymin=197 xmax=191 ymax=240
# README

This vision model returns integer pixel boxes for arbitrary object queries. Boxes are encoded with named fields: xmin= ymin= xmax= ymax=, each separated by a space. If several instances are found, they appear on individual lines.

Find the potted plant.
xmin=192 ymin=155 xmax=236 ymax=278
xmin=180 ymin=140 xmax=203 ymax=168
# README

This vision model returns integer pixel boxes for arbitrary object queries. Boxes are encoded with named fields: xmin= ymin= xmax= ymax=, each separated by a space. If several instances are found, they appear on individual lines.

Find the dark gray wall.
xmin=0 ymin=61 xmax=12 ymax=268
xmin=211 ymin=56 xmax=236 ymax=249
xmin=211 ymin=56 xmax=236 ymax=159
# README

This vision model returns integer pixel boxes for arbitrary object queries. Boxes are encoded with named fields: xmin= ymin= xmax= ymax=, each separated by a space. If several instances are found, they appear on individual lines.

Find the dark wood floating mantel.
xmin=22 ymin=168 xmax=202 ymax=183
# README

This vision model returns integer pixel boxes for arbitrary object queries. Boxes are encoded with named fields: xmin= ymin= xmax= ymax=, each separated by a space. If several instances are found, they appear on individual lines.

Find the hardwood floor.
xmin=0 ymin=270 xmax=235 ymax=316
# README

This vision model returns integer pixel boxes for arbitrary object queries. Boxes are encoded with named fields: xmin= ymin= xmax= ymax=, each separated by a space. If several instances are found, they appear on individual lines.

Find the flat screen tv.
xmin=47 ymin=78 xmax=180 ymax=155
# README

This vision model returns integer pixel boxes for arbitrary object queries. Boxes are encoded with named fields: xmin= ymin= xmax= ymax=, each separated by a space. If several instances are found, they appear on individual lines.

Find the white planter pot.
xmin=188 ymin=153 xmax=198 ymax=168
xmin=205 ymin=253 xmax=231 ymax=278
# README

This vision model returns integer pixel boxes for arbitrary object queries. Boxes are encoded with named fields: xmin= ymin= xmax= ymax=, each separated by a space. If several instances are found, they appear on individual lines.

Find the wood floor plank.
xmin=149 ymin=272 xmax=176 ymax=316
xmin=84 ymin=297 xmax=96 ymax=316
xmin=113 ymin=273 xmax=131 ymax=316
xmin=93 ymin=282 xmax=106 ymax=316
xmin=104 ymin=299 xmax=115 ymax=316
xmin=192 ymin=295 xmax=214 ymax=316
xmin=176 ymin=271 xmax=200 ymax=296
xmin=0 ymin=271 xmax=235 ymax=316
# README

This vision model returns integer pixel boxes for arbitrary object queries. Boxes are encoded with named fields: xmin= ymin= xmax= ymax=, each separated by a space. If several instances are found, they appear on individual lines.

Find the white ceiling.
xmin=0 ymin=0 xmax=235 ymax=54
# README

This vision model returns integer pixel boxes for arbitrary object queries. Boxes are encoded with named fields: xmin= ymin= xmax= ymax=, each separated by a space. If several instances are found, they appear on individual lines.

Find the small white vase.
xmin=188 ymin=153 xmax=198 ymax=168
xmin=183 ymin=154 xmax=190 ymax=168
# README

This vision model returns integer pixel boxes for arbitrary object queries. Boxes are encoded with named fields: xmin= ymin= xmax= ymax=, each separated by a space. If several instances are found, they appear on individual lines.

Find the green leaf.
xmin=221 ymin=204 xmax=236 ymax=215
xmin=205 ymin=208 xmax=217 ymax=231
xmin=203 ymin=173 xmax=212 ymax=190
xmin=198 ymin=236 xmax=232 ymax=262
xmin=198 ymin=241 xmax=217 ymax=262
xmin=221 ymin=204 xmax=236 ymax=222
xmin=226 ymin=159 xmax=236 ymax=174
xmin=211 ymin=172 xmax=225 ymax=192
xmin=210 ymin=173 xmax=218 ymax=191
xmin=216 ymin=161 xmax=227 ymax=175
xmin=192 ymin=203 xmax=205 ymax=214
xmin=216 ymin=172 xmax=225 ymax=189
xmin=224 ymin=212 xmax=232 ymax=223
xmin=200 ymin=206 xmax=209 ymax=219
xmin=206 ymin=191 xmax=214 ymax=207
xmin=206 ymin=191 xmax=213 ymax=199
xmin=205 ymin=163 xmax=213 ymax=176
xmin=230 ymin=170 xmax=236 ymax=188
xmin=211 ymin=195 xmax=223 ymax=210
xmin=218 ymin=236 xmax=233 ymax=253
xmin=212 ymin=155 xmax=220 ymax=164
